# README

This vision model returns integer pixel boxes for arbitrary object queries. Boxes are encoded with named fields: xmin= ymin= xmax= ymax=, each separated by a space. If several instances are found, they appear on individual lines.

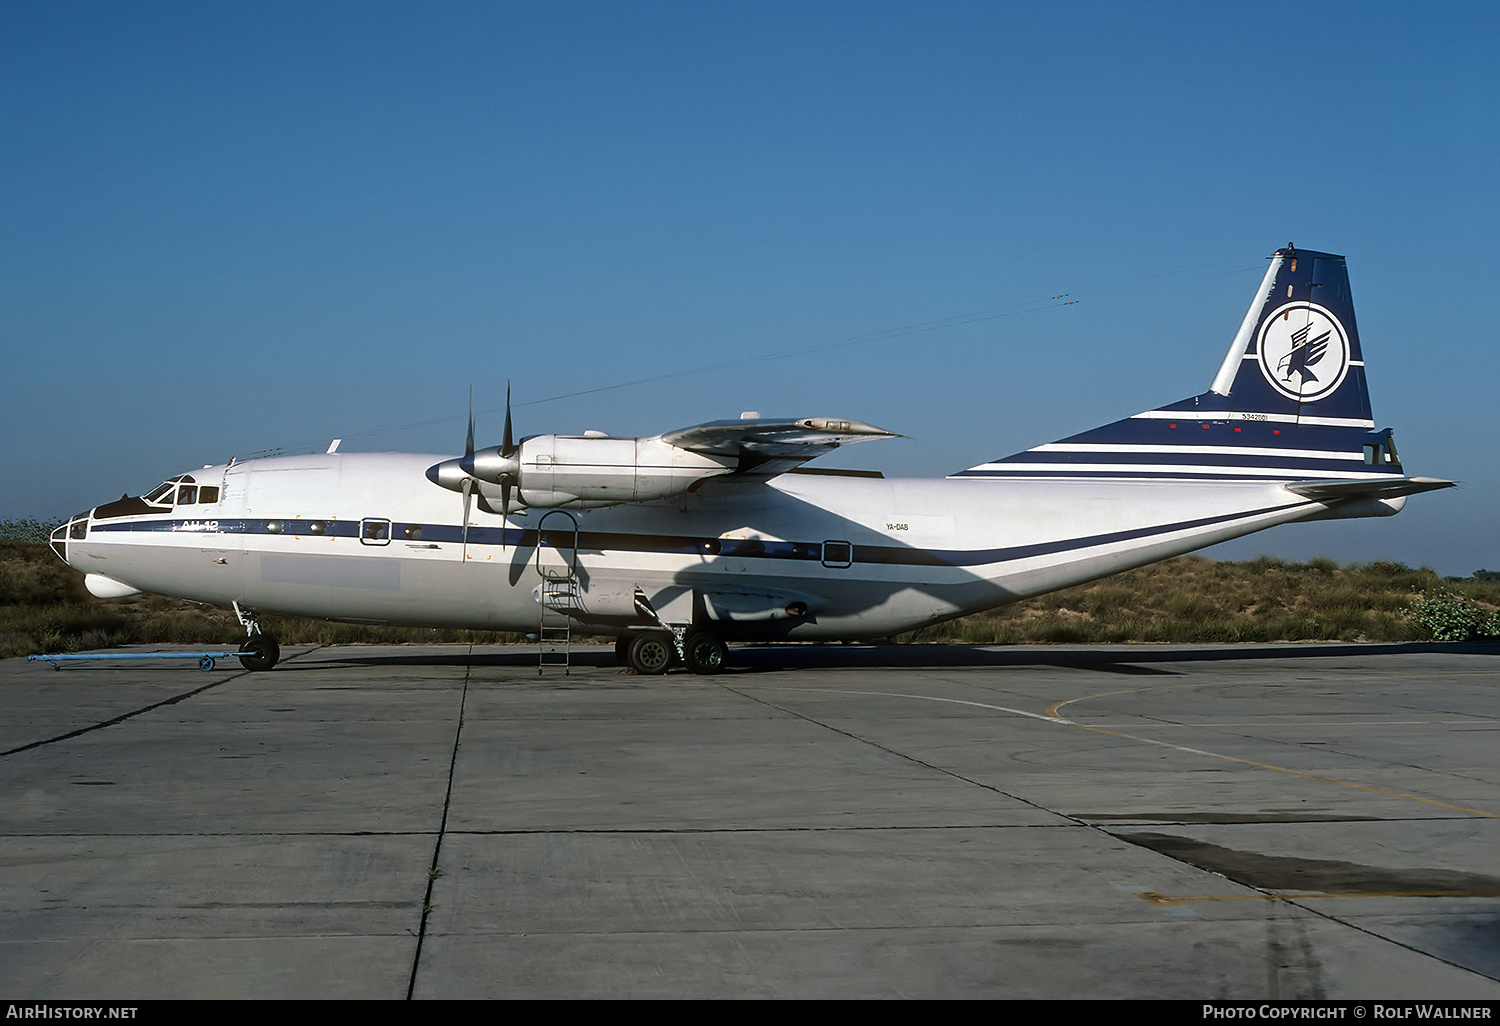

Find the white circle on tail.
xmin=1257 ymin=302 xmax=1350 ymax=402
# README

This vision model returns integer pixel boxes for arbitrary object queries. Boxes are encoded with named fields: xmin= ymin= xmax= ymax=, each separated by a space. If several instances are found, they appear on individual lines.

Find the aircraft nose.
xmin=50 ymin=511 xmax=92 ymax=567
xmin=48 ymin=521 xmax=69 ymax=564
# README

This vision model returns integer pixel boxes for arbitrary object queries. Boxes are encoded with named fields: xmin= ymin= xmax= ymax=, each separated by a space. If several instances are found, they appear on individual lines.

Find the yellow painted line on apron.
xmin=1068 ymin=719 xmax=1498 ymax=818
xmin=1044 ymin=681 xmax=1498 ymax=818
xmin=750 ymin=682 xmax=1499 ymax=818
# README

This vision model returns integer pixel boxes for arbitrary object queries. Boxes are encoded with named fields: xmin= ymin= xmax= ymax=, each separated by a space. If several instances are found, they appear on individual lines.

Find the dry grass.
xmin=897 ymin=555 xmax=1500 ymax=644
xmin=3 ymin=540 xmax=1496 ymax=659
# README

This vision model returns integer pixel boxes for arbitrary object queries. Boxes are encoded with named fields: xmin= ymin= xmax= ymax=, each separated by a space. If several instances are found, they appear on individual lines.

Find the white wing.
xmin=659 ymin=416 xmax=901 ymax=478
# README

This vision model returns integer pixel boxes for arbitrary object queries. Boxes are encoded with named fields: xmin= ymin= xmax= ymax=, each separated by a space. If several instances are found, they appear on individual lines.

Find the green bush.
xmin=0 ymin=518 xmax=62 ymax=544
xmin=1401 ymin=589 xmax=1500 ymax=642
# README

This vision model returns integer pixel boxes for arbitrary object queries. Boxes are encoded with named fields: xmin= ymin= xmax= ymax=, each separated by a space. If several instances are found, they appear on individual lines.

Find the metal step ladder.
xmin=535 ymin=510 xmax=581 ymax=675
xmin=538 ymin=576 xmax=579 ymax=674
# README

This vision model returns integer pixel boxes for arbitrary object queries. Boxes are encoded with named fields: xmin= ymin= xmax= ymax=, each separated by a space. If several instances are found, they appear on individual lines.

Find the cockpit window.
xmin=199 ymin=486 xmax=219 ymax=503
xmin=143 ymin=474 xmax=206 ymax=505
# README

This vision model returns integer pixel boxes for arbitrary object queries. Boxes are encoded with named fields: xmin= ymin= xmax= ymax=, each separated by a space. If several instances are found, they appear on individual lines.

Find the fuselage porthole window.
xmin=822 ymin=540 xmax=853 ymax=568
xmin=361 ymin=519 xmax=391 ymax=545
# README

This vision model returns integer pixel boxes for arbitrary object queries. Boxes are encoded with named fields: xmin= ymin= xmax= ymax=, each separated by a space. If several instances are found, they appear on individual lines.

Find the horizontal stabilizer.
xmin=957 ymin=247 xmax=1432 ymax=491
xmin=1285 ymin=476 xmax=1455 ymax=501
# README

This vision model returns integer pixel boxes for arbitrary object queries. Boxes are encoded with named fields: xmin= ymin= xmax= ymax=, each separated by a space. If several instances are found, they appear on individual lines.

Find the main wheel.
xmin=682 ymin=632 xmax=727 ymax=675
xmin=237 ymin=634 xmax=280 ymax=671
xmin=627 ymin=632 xmax=673 ymax=675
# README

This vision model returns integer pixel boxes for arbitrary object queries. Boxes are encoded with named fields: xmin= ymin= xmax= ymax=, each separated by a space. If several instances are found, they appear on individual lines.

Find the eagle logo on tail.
xmin=1255 ymin=303 xmax=1350 ymax=404
xmin=1277 ymin=324 xmax=1331 ymax=386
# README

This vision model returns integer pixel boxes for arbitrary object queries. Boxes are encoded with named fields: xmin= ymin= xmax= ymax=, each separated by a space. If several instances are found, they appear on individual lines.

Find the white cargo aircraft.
xmin=52 ymin=246 xmax=1451 ymax=673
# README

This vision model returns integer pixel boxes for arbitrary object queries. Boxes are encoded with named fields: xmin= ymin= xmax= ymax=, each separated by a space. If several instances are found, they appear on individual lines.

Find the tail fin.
xmin=955 ymin=246 xmax=1408 ymax=483
xmin=1200 ymin=245 xmax=1372 ymax=427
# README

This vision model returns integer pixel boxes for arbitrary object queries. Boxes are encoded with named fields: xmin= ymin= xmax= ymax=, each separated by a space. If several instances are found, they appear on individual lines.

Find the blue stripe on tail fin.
xmin=955 ymin=246 xmax=1402 ymax=482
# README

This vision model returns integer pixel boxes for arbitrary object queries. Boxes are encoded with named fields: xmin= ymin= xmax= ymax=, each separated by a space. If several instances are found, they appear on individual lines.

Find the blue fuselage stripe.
xmin=88 ymin=501 xmax=1307 ymax=570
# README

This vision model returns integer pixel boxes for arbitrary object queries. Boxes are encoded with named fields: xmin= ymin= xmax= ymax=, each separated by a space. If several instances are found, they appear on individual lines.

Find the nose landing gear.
xmin=233 ymin=602 xmax=281 ymax=671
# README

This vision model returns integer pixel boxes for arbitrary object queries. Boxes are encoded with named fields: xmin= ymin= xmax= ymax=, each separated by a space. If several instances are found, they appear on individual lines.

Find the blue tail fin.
xmin=956 ymin=246 xmax=1406 ymax=482
xmin=1199 ymin=245 xmax=1373 ymax=427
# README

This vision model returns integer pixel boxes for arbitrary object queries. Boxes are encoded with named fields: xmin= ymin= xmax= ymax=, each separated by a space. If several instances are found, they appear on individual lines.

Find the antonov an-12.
xmin=51 ymin=247 xmax=1452 ymax=674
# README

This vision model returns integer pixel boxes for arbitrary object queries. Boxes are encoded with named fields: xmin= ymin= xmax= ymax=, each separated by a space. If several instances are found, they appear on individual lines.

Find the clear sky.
xmin=3 ymin=1 xmax=1495 ymax=574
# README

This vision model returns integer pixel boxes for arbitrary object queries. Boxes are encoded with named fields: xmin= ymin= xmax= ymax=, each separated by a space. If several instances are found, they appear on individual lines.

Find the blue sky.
xmin=4 ymin=1 xmax=1495 ymax=574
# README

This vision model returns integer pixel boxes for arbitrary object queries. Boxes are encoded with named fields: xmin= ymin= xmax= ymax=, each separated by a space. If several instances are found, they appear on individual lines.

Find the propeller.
xmin=424 ymin=384 xmax=522 ymax=557
xmin=461 ymin=381 xmax=522 ymax=514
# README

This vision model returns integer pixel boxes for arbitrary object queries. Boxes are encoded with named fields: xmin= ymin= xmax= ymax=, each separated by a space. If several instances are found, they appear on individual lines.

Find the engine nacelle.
xmin=514 ymin=435 xmax=734 ymax=508
xmin=429 ymin=435 xmax=736 ymax=510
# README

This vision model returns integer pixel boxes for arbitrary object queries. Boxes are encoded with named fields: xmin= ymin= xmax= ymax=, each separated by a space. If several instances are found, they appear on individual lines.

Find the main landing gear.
xmin=619 ymin=630 xmax=728 ymax=676
xmin=233 ymin=602 xmax=280 ymax=671
xmin=681 ymin=632 xmax=727 ymax=674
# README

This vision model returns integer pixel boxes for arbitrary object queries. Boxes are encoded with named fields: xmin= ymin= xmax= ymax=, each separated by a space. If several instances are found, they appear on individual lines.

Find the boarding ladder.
xmin=535 ymin=510 xmax=580 ymax=674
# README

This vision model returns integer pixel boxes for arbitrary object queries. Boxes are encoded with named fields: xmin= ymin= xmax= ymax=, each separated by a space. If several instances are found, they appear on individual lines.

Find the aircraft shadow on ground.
xmin=299 ymin=640 xmax=1500 ymax=677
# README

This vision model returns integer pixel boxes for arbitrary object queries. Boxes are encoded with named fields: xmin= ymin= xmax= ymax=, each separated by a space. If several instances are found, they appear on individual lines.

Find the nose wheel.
xmin=237 ymin=635 xmax=281 ymax=672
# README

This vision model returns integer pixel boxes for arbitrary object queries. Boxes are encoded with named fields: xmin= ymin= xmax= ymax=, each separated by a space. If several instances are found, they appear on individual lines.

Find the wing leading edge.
xmin=661 ymin=416 xmax=901 ymax=479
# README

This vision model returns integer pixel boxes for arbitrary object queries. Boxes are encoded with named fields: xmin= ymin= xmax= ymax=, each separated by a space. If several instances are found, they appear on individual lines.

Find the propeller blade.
xmin=500 ymin=479 xmax=511 ymax=551
xmin=465 ymin=386 xmax=475 ymax=459
xmin=461 ymin=478 xmax=473 ymax=560
xmin=500 ymin=381 xmax=517 ymax=551
xmin=502 ymin=380 xmax=514 ymax=457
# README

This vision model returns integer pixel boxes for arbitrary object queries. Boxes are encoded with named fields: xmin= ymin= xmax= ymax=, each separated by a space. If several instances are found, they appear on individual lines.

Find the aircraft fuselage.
xmin=58 ymin=450 xmax=1383 ymax=641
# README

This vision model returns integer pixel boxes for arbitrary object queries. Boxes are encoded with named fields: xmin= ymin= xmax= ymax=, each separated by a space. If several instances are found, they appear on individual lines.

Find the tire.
xmin=237 ymin=635 xmax=280 ymax=671
xmin=627 ymin=632 xmax=673 ymax=675
xmin=682 ymin=632 xmax=727 ymax=675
